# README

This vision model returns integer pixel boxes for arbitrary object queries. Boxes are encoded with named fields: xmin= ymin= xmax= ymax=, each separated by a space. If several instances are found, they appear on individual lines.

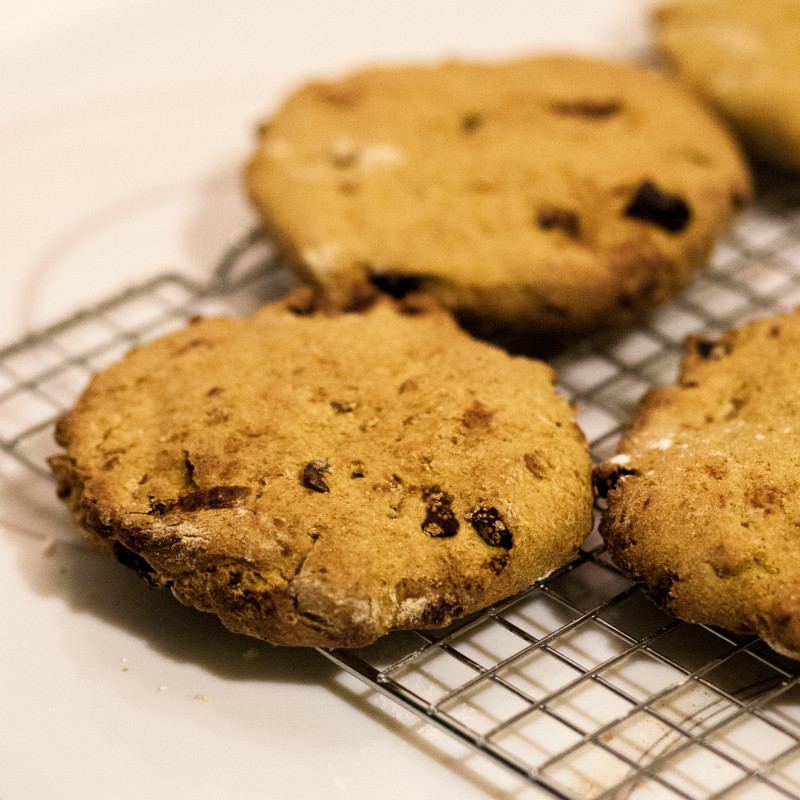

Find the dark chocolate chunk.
xmin=552 ymin=99 xmax=622 ymax=119
xmin=302 ymin=460 xmax=331 ymax=493
xmin=624 ymin=181 xmax=691 ymax=233
xmin=422 ymin=486 xmax=459 ymax=537
xmin=536 ymin=207 xmax=581 ymax=239
xmin=467 ymin=504 xmax=512 ymax=549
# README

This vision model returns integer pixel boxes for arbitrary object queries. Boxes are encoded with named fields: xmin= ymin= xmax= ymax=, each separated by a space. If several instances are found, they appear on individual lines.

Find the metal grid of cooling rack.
xmin=4 ymin=169 xmax=800 ymax=799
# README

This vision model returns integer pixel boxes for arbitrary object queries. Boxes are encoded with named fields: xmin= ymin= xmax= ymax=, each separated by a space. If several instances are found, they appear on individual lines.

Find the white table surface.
xmin=0 ymin=3 xmax=657 ymax=798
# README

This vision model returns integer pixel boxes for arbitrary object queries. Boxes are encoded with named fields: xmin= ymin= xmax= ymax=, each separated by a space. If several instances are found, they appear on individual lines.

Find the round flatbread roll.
xmin=596 ymin=309 xmax=800 ymax=658
xmin=50 ymin=294 xmax=593 ymax=648
xmin=655 ymin=0 xmax=800 ymax=170
xmin=244 ymin=55 xmax=751 ymax=336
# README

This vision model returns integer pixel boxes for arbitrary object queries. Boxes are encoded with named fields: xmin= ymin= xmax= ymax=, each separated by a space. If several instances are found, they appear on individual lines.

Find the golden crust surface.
xmin=596 ymin=309 xmax=800 ymax=658
xmin=655 ymin=0 xmax=800 ymax=170
xmin=50 ymin=296 xmax=593 ymax=647
xmin=245 ymin=54 xmax=751 ymax=334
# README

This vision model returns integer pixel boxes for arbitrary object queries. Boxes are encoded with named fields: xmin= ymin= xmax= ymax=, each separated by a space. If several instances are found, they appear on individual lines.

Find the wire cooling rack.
xmin=4 ymin=169 xmax=800 ymax=799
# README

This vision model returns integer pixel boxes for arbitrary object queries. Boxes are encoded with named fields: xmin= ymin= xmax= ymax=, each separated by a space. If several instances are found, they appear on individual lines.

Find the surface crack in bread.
xmin=50 ymin=295 xmax=593 ymax=648
xmin=595 ymin=308 xmax=800 ymax=659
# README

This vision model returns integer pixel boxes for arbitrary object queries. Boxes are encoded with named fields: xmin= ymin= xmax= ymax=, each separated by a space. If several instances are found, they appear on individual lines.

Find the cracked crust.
xmin=50 ymin=295 xmax=593 ymax=647
xmin=244 ymin=54 xmax=751 ymax=335
xmin=595 ymin=309 xmax=800 ymax=658
xmin=655 ymin=0 xmax=800 ymax=171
